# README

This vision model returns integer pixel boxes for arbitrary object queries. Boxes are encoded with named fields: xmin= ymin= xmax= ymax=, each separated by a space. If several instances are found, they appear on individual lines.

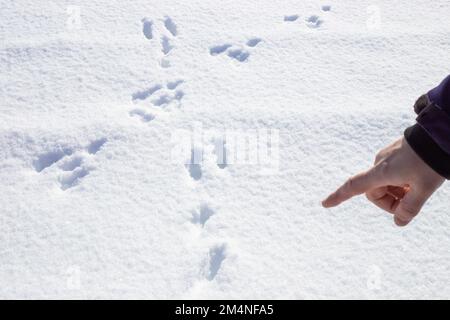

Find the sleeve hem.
xmin=404 ymin=124 xmax=450 ymax=179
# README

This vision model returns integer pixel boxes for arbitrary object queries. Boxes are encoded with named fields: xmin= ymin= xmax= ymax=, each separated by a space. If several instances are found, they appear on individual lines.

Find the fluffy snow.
xmin=1 ymin=0 xmax=450 ymax=299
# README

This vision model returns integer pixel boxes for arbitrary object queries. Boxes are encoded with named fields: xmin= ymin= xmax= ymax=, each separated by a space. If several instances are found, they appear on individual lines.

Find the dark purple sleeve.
xmin=428 ymin=75 xmax=450 ymax=113
xmin=404 ymin=75 xmax=450 ymax=179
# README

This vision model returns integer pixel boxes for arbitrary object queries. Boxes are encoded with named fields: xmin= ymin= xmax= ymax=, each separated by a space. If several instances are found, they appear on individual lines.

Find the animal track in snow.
xmin=213 ymin=137 xmax=227 ymax=169
xmin=141 ymin=16 xmax=178 ymax=68
xmin=167 ymin=79 xmax=184 ymax=89
xmin=152 ymin=93 xmax=171 ymax=106
xmin=33 ymin=148 xmax=73 ymax=172
xmin=131 ymin=80 xmax=185 ymax=111
xmin=187 ymin=163 xmax=202 ymax=180
xmin=246 ymin=38 xmax=262 ymax=47
xmin=163 ymin=16 xmax=178 ymax=36
xmin=210 ymin=38 xmax=262 ymax=63
xmin=60 ymin=167 xmax=90 ymax=190
xmin=210 ymin=44 xmax=232 ymax=56
xmin=186 ymin=147 xmax=202 ymax=181
xmin=141 ymin=18 xmax=153 ymax=40
xmin=161 ymin=36 xmax=173 ymax=55
xmin=33 ymin=139 xmax=107 ymax=190
xmin=306 ymin=15 xmax=323 ymax=28
xmin=284 ymin=12 xmax=326 ymax=28
xmin=132 ymin=84 xmax=162 ymax=101
xmin=59 ymin=154 xmax=83 ymax=171
xmin=88 ymin=138 xmax=107 ymax=154
xmin=191 ymin=204 xmax=215 ymax=227
xmin=227 ymin=48 xmax=250 ymax=62
xmin=284 ymin=14 xmax=299 ymax=22
xmin=129 ymin=109 xmax=155 ymax=122
xmin=207 ymin=244 xmax=227 ymax=281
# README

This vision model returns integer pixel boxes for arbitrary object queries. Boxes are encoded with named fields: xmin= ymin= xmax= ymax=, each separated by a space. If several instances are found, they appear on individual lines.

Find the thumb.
xmin=394 ymin=186 xmax=430 ymax=227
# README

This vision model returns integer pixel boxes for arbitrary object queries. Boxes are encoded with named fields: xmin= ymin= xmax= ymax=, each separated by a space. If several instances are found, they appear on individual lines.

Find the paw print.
xmin=33 ymin=138 xmax=107 ymax=190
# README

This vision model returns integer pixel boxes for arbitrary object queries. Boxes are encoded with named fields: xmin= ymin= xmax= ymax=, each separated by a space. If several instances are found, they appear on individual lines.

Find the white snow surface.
xmin=1 ymin=0 xmax=450 ymax=299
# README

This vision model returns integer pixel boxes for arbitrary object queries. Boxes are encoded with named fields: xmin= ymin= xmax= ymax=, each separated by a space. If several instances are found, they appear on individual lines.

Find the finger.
xmin=366 ymin=187 xmax=399 ymax=214
xmin=393 ymin=187 xmax=430 ymax=227
xmin=366 ymin=186 xmax=388 ymax=201
xmin=322 ymin=164 xmax=389 ymax=208
xmin=367 ymin=185 xmax=406 ymax=201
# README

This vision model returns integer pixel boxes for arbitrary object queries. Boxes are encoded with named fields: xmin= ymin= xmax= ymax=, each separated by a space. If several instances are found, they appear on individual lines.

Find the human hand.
xmin=322 ymin=137 xmax=445 ymax=226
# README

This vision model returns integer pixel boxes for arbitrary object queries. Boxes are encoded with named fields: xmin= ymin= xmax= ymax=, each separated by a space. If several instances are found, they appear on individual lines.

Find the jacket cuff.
xmin=416 ymin=102 xmax=450 ymax=155
xmin=404 ymin=124 xmax=450 ymax=179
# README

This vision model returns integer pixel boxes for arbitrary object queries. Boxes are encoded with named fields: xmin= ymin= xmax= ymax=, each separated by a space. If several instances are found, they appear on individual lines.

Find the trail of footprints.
xmin=283 ymin=5 xmax=331 ymax=28
xmin=189 ymin=6 xmax=331 ymax=282
xmin=210 ymin=38 xmax=262 ymax=63
xmin=177 ymin=5 xmax=328 ymax=281
xmin=191 ymin=202 xmax=228 ymax=281
xmin=33 ymin=138 xmax=107 ymax=190
xmin=130 ymin=16 xmax=185 ymax=123
xmin=33 ymin=7 xmax=333 ymax=280
xmin=284 ymin=14 xmax=323 ymax=28
xmin=141 ymin=16 xmax=178 ymax=68
xmin=189 ymin=182 xmax=228 ymax=282
xmin=139 ymin=15 xmax=229 ymax=282
xmin=185 ymin=137 xmax=229 ymax=282
xmin=185 ymin=136 xmax=227 ymax=181
xmin=130 ymin=79 xmax=185 ymax=122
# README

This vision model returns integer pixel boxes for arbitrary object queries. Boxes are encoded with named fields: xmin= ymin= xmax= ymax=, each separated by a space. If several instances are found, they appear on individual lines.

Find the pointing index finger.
xmin=322 ymin=164 xmax=388 ymax=208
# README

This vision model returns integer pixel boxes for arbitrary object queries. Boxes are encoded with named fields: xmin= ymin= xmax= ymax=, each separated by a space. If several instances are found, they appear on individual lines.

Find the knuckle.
xmin=376 ymin=161 xmax=390 ymax=178
xmin=374 ymin=149 xmax=389 ymax=164
xmin=374 ymin=152 xmax=383 ymax=164
xmin=344 ymin=178 xmax=355 ymax=194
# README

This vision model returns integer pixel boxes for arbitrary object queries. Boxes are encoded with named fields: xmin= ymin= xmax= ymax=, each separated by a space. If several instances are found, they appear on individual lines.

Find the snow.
xmin=1 ymin=0 xmax=450 ymax=299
